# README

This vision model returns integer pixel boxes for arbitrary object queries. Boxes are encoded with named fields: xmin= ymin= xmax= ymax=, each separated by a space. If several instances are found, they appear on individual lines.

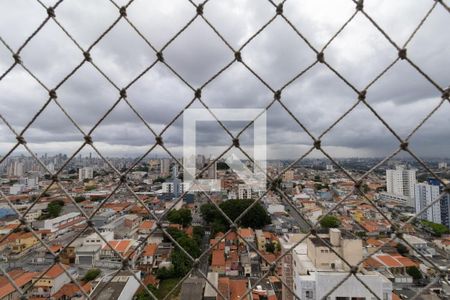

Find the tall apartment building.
xmin=206 ymin=160 xmax=217 ymax=179
xmin=386 ymin=165 xmax=416 ymax=207
xmin=160 ymin=158 xmax=171 ymax=177
xmin=438 ymin=162 xmax=447 ymax=169
xmin=414 ymin=182 xmax=441 ymax=224
xmin=282 ymin=170 xmax=294 ymax=182
xmin=7 ymin=161 xmax=24 ymax=177
xmin=238 ymin=184 xmax=252 ymax=199
xmin=440 ymin=194 xmax=450 ymax=228
xmin=415 ymin=178 xmax=449 ymax=226
xmin=78 ymin=167 xmax=94 ymax=181
xmin=161 ymin=165 xmax=186 ymax=197
xmin=148 ymin=159 xmax=160 ymax=172
xmin=290 ymin=229 xmax=392 ymax=300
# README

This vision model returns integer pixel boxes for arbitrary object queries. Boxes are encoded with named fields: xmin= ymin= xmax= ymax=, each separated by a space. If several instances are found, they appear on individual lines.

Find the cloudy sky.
xmin=0 ymin=0 xmax=449 ymax=160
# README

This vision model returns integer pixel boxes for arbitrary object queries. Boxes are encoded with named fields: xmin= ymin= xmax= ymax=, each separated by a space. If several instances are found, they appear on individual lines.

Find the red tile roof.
xmin=211 ymin=249 xmax=226 ymax=267
xmin=0 ymin=270 xmax=37 ymax=299
xmin=52 ymin=282 xmax=91 ymax=299
xmin=102 ymin=240 xmax=133 ymax=253
xmin=376 ymin=255 xmax=403 ymax=268
xmin=142 ymin=243 xmax=158 ymax=257
xmin=238 ymin=228 xmax=254 ymax=239
xmin=139 ymin=220 xmax=155 ymax=230
xmin=392 ymin=255 xmax=417 ymax=267
xmin=230 ymin=279 xmax=249 ymax=300
xmin=38 ymin=264 xmax=69 ymax=279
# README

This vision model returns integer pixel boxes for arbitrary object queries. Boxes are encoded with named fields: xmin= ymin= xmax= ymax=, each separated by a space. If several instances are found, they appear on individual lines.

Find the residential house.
xmin=139 ymin=243 xmax=158 ymax=271
xmin=0 ymin=269 xmax=37 ymax=300
xmin=211 ymin=249 xmax=226 ymax=275
xmin=100 ymin=240 xmax=134 ymax=262
xmin=31 ymin=265 xmax=75 ymax=298
xmin=9 ymin=232 xmax=39 ymax=255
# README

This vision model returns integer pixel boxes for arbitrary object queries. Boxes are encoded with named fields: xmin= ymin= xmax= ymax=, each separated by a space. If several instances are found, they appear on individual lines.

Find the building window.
xmin=351 ymin=298 xmax=366 ymax=300
xmin=336 ymin=298 xmax=350 ymax=300
xmin=305 ymin=290 xmax=314 ymax=299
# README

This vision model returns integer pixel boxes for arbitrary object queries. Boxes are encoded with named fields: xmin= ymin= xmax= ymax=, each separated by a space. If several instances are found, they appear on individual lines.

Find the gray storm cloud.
xmin=0 ymin=0 xmax=449 ymax=159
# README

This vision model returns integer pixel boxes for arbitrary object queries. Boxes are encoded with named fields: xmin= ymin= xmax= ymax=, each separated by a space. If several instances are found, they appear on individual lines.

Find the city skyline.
xmin=0 ymin=1 xmax=449 ymax=299
xmin=1 ymin=0 xmax=449 ymax=159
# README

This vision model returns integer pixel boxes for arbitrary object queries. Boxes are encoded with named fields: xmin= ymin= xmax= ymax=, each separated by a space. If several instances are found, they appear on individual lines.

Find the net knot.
xmin=400 ymin=141 xmax=408 ymax=151
xmin=84 ymin=135 xmax=93 ymax=144
xmin=358 ymin=90 xmax=366 ymax=101
xmin=120 ymin=6 xmax=127 ymax=17
xmin=317 ymin=52 xmax=325 ymax=63
xmin=196 ymin=4 xmax=204 ymax=15
xmin=398 ymin=48 xmax=407 ymax=60
xmin=274 ymin=90 xmax=281 ymax=100
xmin=314 ymin=140 xmax=321 ymax=150
xmin=232 ymin=138 xmax=240 ymax=147
xmin=356 ymin=0 xmax=364 ymax=11
xmin=156 ymin=52 xmax=164 ymax=62
xmin=234 ymin=51 xmax=242 ymax=62
xmin=16 ymin=136 xmax=26 ymax=144
xmin=195 ymin=89 xmax=202 ymax=98
xmin=83 ymin=52 xmax=92 ymax=62
xmin=47 ymin=7 xmax=56 ymax=17
xmin=276 ymin=3 xmax=283 ymax=15
xmin=13 ymin=53 xmax=22 ymax=64
xmin=49 ymin=89 xmax=57 ymax=99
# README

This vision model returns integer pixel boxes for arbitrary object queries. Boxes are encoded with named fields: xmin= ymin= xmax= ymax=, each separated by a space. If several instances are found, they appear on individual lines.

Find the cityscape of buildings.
xmin=0 ymin=153 xmax=449 ymax=299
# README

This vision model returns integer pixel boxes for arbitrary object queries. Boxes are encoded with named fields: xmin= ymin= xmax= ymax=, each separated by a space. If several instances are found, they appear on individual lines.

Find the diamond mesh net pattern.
xmin=0 ymin=0 xmax=449 ymax=299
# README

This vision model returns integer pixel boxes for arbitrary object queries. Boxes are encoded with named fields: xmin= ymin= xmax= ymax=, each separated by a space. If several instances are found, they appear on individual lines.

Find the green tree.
xmin=82 ymin=268 xmax=101 ymax=281
xmin=396 ymin=243 xmax=409 ymax=255
xmin=156 ymin=267 xmax=175 ymax=279
xmin=211 ymin=220 xmax=227 ymax=236
xmin=135 ymin=284 xmax=157 ymax=300
xmin=319 ymin=215 xmax=341 ymax=228
xmin=74 ymin=195 xmax=86 ymax=203
xmin=167 ymin=208 xmax=192 ymax=227
xmin=265 ymin=242 xmax=275 ymax=253
xmin=201 ymin=199 xmax=271 ymax=231
xmin=200 ymin=204 xmax=221 ymax=223
xmin=406 ymin=266 xmax=422 ymax=280
xmin=192 ymin=226 xmax=204 ymax=246
xmin=221 ymin=199 xmax=271 ymax=228
xmin=164 ymin=228 xmax=201 ymax=277
xmin=421 ymin=220 xmax=450 ymax=237
xmin=47 ymin=200 xmax=64 ymax=218
xmin=275 ymin=242 xmax=281 ymax=253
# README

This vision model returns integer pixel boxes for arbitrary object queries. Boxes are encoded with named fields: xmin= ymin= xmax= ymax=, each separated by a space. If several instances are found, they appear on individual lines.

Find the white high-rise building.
xmin=160 ymin=158 xmax=171 ymax=177
xmin=161 ymin=182 xmax=186 ymax=195
xmin=79 ymin=167 xmax=94 ymax=181
xmin=238 ymin=184 xmax=252 ymax=199
xmin=386 ymin=165 xmax=416 ymax=207
xmin=7 ymin=161 xmax=24 ymax=177
xmin=438 ymin=162 xmax=448 ymax=169
xmin=206 ymin=160 xmax=217 ymax=179
xmin=415 ymin=182 xmax=441 ymax=224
